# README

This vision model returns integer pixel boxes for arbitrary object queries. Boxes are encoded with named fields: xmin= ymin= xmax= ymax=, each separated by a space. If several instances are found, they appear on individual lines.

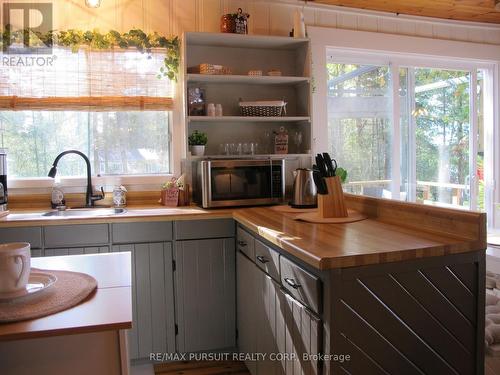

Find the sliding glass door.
xmin=326 ymin=51 xmax=487 ymax=211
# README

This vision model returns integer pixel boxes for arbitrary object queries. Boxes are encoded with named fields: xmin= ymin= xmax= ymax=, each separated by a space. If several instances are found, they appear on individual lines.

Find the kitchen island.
xmin=0 ymin=252 xmax=132 ymax=375
xmin=233 ymin=194 xmax=486 ymax=375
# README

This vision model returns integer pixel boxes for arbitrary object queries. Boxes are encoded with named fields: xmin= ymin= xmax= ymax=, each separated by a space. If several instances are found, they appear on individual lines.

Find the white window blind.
xmin=0 ymin=47 xmax=173 ymax=110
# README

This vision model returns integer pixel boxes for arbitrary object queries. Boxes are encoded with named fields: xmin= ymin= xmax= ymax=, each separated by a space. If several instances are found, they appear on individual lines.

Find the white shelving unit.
xmin=182 ymin=31 xmax=312 ymax=157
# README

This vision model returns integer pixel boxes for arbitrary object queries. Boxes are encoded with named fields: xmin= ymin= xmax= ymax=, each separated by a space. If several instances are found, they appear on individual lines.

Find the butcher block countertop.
xmin=0 ymin=194 xmax=487 ymax=270
xmin=0 ymin=252 xmax=132 ymax=341
xmin=234 ymin=194 xmax=487 ymax=270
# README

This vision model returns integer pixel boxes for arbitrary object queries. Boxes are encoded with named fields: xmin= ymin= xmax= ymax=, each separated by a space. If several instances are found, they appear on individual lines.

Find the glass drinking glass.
xmin=229 ymin=143 xmax=237 ymax=155
xmin=219 ymin=143 xmax=229 ymax=155
xmin=293 ymin=131 xmax=303 ymax=153
xmin=242 ymin=143 xmax=251 ymax=155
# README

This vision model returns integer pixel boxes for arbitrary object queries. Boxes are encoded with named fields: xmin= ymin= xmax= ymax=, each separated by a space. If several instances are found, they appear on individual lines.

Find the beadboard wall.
xmin=43 ymin=0 xmax=500 ymax=45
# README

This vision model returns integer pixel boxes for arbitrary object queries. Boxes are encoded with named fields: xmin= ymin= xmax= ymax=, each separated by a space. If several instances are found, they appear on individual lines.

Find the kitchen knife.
xmin=313 ymin=170 xmax=328 ymax=195
xmin=315 ymin=154 xmax=328 ymax=178
xmin=322 ymin=152 xmax=337 ymax=177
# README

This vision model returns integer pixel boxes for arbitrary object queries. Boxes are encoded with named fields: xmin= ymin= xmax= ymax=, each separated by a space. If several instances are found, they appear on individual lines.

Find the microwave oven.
xmin=192 ymin=158 xmax=285 ymax=208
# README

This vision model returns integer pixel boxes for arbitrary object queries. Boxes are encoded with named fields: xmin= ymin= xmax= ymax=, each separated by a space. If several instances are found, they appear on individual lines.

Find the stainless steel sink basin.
xmin=42 ymin=208 xmax=127 ymax=217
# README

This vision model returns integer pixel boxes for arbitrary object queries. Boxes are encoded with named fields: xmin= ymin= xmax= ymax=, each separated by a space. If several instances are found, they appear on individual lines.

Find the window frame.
xmin=310 ymin=26 xmax=500 ymax=226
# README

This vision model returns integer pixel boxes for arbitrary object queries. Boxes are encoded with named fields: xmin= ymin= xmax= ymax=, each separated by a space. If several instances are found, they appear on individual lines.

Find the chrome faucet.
xmin=48 ymin=150 xmax=104 ymax=208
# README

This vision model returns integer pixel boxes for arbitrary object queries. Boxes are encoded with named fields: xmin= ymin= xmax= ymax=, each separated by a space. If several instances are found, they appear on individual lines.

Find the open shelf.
xmin=188 ymin=116 xmax=311 ymax=123
xmin=185 ymin=32 xmax=309 ymax=50
xmin=186 ymin=74 xmax=309 ymax=85
xmin=183 ymin=32 xmax=312 ymax=158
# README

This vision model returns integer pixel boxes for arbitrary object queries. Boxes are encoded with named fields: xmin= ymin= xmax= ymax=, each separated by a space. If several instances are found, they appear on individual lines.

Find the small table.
xmin=0 ymin=252 xmax=132 ymax=375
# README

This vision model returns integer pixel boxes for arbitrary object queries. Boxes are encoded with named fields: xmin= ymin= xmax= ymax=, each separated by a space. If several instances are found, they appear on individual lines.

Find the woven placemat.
xmin=0 ymin=268 xmax=97 ymax=323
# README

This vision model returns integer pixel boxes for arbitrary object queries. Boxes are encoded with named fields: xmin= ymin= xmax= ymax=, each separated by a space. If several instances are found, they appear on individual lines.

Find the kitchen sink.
xmin=42 ymin=207 xmax=127 ymax=217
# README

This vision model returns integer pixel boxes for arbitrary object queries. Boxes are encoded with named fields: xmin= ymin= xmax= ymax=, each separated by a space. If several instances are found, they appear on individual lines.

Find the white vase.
xmin=190 ymin=145 xmax=205 ymax=156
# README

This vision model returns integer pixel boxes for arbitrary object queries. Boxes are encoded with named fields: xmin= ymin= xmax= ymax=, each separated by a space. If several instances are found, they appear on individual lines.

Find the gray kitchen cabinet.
xmin=44 ymin=224 xmax=108 ymax=247
xmin=237 ymin=226 xmax=255 ymax=260
xmin=0 ymin=226 xmax=42 ymax=249
xmin=112 ymin=242 xmax=176 ymax=360
xmin=112 ymin=221 xmax=173 ymax=244
xmin=256 ymin=264 xmax=282 ymax=375
xmin=237 ymin=251 xmax=258 ymax=375
xmin=256 ymin=257 xmax=321 ymax=375
xmin=175 ymin=218 xmax=234 ymax=240
xmin=280 ymin=288 xmax=321 ymax=375
xmin=44 ymin=246 xmax=109 ymax=256
xmin=280 ymin=256 xmax=322 ymax=315
xmin=174 ymin=237 xmax=236 ymax=353
xmin=30 ymin=249 xmax=43 ymax=258
xmin=237 ymin=228 xmax=322 ymax=375
xmin=255 ymin=238 xmax=280 ymax=282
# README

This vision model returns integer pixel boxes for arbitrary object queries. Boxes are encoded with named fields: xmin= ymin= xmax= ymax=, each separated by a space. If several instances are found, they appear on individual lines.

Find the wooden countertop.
xmin=0 ymin=205 xmax=235 ymax=227
xmin=233 ymin=195 xmax=486 ymax=270
xmin=0 ymin=194 xmax=487 ymax=270
xmin=0 ymin=252 xmax=132 ymax=341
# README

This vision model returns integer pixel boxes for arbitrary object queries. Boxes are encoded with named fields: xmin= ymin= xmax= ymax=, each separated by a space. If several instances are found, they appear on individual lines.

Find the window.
xmin=0 ymin=48 xmax=173 ymax=179
xmin=311 ymin=27 xmax=498 ymax=228
xmin=0 ymin=111 xmax=170 ymax=178
xmin=327 ymin=58 xmax=487 ymax=210
xmin=320 ymin=53 xmax=493 ymax=220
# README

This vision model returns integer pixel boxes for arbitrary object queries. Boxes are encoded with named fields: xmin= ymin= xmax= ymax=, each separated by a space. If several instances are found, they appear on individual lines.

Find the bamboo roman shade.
xmin=0 ymin=48 xmax=173 ymax=111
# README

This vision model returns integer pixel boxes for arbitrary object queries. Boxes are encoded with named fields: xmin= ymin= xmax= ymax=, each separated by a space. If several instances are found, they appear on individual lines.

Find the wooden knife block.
xmin=318 ymin=176 xmax=348 ymax=218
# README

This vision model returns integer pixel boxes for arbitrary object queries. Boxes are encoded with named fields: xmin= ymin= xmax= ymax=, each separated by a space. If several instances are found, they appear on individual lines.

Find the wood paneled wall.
xmin=27 ymin=0 xmax=500 ymax=46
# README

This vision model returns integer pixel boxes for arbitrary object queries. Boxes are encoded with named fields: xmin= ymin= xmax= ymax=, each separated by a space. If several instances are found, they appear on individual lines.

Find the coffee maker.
xmin=0 ymin=151 xmax=7 ymax=212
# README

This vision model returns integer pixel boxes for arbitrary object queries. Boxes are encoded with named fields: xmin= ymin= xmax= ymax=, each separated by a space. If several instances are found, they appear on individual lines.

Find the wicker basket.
xmin=188 ymin=64 xmax=232 ymax=75
xmin=239 ymin=100 xmax=287 ymax=117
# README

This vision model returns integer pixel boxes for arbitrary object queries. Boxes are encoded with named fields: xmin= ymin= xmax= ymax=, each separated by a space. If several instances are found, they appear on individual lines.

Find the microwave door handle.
xmin=270 ymin=159 xmax=274 ymax=199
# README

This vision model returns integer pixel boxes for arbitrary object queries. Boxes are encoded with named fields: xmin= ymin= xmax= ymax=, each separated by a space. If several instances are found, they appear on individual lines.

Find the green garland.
xmin=0 ymin=27 xmax=180 ymax=81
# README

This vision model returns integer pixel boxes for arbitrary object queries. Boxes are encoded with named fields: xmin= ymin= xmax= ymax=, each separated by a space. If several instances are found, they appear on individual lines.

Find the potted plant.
xmin=188 ymin=130 xmax=208 ymax=156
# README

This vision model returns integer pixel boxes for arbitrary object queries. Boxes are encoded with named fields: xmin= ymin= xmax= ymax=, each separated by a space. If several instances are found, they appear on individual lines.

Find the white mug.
xmin=0 ymin=242 xmax=31 ymax=294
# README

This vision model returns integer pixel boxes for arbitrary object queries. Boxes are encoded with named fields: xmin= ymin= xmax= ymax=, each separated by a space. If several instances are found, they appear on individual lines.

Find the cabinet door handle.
xmin=284 ymin=278 xmax=301 ymax=289
xmin=237 ymin=240 xmax=247 ymax=247
xmin=256 ymin=255 xmax=269 ymax=264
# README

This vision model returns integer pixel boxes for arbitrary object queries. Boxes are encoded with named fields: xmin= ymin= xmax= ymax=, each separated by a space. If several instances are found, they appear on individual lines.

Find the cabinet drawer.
xmin=280 ymin=256 xmax=321 ymax=314
xmin=0 ymin=227 xmax=42 ymax=249
xmin=237 ymin=226 xmax=255 ymax=260
xmin=31 ymin=249 xmax=43 ymax=258
xmin=44 ymin=246 xmax=109 ymax=256
xmin=255 ymin=239 xmax=280 ymax=282
xmin=112 ymin=221 xmax=173 ymax=243
xmin=175 ymin=219 xmax=234 ymax=240
xmin=44 ymin=224 xmax=109 ymax=248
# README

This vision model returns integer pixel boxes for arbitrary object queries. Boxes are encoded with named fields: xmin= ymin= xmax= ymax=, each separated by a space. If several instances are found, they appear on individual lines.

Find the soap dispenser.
xmin=113 ymin=185 xmax=127 ymax=207
xmin=51 ymin=183 xmax=65 ymax=208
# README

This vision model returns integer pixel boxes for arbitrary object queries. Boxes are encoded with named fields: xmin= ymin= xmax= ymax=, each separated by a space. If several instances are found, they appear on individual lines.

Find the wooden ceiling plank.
xmin=311 ymin=0 xmax=500 ymax=24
